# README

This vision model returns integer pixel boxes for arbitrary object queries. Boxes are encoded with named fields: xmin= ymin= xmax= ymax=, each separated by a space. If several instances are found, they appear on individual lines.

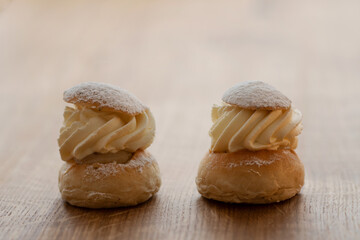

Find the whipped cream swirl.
xmin=58 ymin=106 xmax=155 ymax=161
xmin=210 ymin=104 xmax=302 ymax=152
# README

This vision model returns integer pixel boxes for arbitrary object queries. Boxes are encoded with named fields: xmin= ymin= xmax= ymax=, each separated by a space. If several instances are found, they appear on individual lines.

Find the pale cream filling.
xmin=210 ymin=104 xmax=302 ymax=152
xmin=58 ymin=106 xmax=155 ymax=161
xmin=78 ymin=151 xmax=133 ymax=164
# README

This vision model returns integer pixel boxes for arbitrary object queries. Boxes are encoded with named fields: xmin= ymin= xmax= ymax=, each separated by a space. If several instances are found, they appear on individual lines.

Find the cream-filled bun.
xmin=196 ymin=81 xmax=304 ymax=204
xmin=58 ymin=82 xmax=161 ymax=208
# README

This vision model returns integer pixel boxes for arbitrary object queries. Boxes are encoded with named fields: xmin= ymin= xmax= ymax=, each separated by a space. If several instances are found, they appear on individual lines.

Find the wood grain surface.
xmin=1 ymin=0 xmax=360 ymax=239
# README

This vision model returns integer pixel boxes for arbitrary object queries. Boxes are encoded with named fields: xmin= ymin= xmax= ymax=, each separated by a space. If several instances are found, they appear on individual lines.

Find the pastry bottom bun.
xmin=58 ymin=150 xmax=161 ymax=208
xmin=196 ymin=149 xmax=304 ymax=204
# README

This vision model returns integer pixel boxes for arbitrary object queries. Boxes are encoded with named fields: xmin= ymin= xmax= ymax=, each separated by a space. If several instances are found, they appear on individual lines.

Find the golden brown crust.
xmin=196 ymin=150 xmax=304 ymax=204
xmin=58 ymin=150 xmax=161 ymax=208
xmin=222 ymin=81 xmax=291 ymax=110
xmin=63 ymin=82 xmax=148 ymax=115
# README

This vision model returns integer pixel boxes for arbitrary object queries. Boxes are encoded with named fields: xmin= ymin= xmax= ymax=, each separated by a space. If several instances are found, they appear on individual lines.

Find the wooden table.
xmin=1 ymin=0 xmax=359 ymax=239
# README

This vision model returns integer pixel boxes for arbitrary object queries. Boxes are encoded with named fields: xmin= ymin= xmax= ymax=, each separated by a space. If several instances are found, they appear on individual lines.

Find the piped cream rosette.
xmin=210 ymin=103 xmax=303 ymax=152
xmin=58 ymin=106 xmax=155 ymax=163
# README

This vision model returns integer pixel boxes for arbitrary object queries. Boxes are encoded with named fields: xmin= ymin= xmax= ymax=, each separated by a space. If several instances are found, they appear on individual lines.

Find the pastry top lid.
xmin=222 ymin=81 xmax=291 ymax=110
xmin=63 ymin=82 xmax=148 ymax=115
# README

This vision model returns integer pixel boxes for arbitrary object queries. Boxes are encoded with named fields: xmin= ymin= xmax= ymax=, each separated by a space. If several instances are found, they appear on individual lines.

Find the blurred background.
xmin=0 ymin=0 xmax=360 ymax=238
xmin=1 ymin=0 xmax=359 ymax=97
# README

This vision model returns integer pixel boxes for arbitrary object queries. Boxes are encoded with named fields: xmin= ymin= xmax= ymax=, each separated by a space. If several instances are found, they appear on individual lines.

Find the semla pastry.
xmin=58 ymin=82 xmax=161 ymax=208
xmin=196 ymin=81 xmax=304 ymax=203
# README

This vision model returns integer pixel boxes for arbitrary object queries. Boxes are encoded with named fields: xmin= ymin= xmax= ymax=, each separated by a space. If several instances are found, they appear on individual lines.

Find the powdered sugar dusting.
xmin=227 ymin=158 xmax=276 ymax=168
xmin=224 ymin=151 xmax=288 ymax=168
xmin=64 ymin=82 xmax=147 ymax=115
xmin=84 ymin=151 xmax=154 ymax=180
xmin=222 ymin=81 xmax=291 ymax=110
xmin=227 ymin=159 xmax=274 ymax=168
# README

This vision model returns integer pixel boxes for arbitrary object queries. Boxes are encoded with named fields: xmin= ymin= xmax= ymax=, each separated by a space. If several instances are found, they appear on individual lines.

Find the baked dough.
xmin=196 ymin=150 xmax=304 ymax=203
xmin=63 ymin=82 xmax=148 ymax=115
xmin=222 ymin=81 xmax=291 ymax=110
xmin=59 ymin=150 xmax=161 ymax=208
